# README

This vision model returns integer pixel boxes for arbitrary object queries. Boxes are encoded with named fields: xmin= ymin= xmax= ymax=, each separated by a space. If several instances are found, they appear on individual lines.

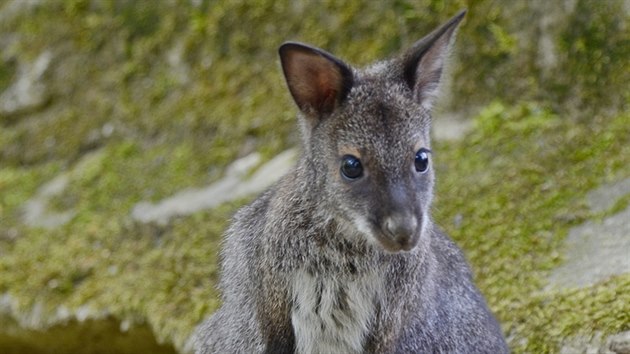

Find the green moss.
xmin=433 ymin=105 xmax=630 ymax=352
xmin=603 ymin=194 xmax=630 ymax=218
xmin=1 ymin=1 xmax=628 ymax=353
xmin=0 ymin=163 xmax=62 ymax=248
xmin=0 ymin=199 xmax=239 ymax=349
xmin=508 ymin=277 xmax=630 ymax=352
xmin=0 ymin=60 xmax=15 ymax=95
xmin=3 ymin=0 xmax=625 ymax=167
xmin=557 ymin=0 xmax=630 ymax=114
xmin=4 ymin=103 xmax=628 ymax=353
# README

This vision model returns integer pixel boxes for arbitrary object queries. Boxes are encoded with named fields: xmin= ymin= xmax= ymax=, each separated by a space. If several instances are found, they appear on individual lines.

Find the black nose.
xmin=383 ymin=214 xmax=418 ymax=247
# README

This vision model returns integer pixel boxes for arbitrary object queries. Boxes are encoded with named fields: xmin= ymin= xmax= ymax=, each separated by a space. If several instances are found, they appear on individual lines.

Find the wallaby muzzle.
xmin=371 ymin=183 xmax=424 ymax=252
xmin=381 ymin=213 xmax=420 ymax=252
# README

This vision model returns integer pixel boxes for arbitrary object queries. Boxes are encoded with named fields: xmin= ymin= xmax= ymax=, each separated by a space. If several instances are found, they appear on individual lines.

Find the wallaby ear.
xmin=279 ymin=42 xmax=354 ymax=118
xmin=401 ymin=10 xmax=466 ymax=110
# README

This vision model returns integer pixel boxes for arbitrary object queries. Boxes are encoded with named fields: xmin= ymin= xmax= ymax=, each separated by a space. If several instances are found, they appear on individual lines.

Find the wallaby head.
xmin=278 ymin=11 xmax=465 ymax=253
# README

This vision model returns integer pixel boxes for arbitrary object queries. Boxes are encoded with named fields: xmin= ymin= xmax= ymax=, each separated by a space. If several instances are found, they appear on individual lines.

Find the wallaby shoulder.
xmin=391 ymin=226 xmax=509 ymax=353
xmin=194 ymin=182 xmax=296 ymax=354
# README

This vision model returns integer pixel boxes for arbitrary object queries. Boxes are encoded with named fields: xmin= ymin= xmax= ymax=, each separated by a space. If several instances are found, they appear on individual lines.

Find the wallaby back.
xmin=195 ymin=10 xmax=509 ymax=354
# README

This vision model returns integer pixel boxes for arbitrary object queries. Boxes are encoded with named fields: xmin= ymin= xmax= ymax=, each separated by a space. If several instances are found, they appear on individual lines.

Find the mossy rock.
xmin=0 ymin=0 xmax=628 ymax=352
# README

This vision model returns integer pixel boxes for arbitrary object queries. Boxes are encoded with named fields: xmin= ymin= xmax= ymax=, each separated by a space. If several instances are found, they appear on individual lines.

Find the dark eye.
xmin=340 ymin=155 xmax=363 ymax=180
xmin=415 ymin=149 xmax=430 ymax=173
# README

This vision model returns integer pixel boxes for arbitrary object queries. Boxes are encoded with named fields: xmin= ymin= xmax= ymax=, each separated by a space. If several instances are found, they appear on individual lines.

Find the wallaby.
xmin=194 ymin=10 xmax=508 ymax=354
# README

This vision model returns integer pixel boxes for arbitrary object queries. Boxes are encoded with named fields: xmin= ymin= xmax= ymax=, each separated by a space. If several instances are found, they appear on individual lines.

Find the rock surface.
xmin=560 ymin=331 xmax=630 ymax=354
xmin=547 ymin=178 xmax=630 ymax=290
xmin=21 ymin=151 xmax=106 ymax=228
xmin=610 ymin=331 xmax=630 ymax=354
xmin=432 ymin=112 xmax=473 ymax=141
xmin=131 ymin=149 xmax=297 ymax=224
xmin=0 ymin=51 xmax=52 ymax=118
xmin=21 ymin=174 xmax=75 ymax=229
xmin=1 ymin=1 xmax=628 ymax=353
xmin=587 ymin=178 xmax=630 ymax=213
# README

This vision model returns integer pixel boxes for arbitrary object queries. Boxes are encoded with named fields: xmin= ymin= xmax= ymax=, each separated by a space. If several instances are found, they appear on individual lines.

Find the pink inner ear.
xmin=285 ymin=51 xmax=343 ymax=114
xmin=313 ymin=64 xmax=340 ymax=113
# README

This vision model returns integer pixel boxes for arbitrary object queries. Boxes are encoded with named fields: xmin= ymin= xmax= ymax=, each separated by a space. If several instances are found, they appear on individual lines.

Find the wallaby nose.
xmin=383 ymin=214 xmax=418 ymax=249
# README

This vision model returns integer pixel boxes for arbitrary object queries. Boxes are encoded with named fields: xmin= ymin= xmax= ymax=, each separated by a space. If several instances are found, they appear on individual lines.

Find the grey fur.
xmin=194 ymin=10 xmax=508 ymax=354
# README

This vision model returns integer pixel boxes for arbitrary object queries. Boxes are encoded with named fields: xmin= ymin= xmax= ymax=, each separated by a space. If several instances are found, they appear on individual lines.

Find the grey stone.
xmin=558 ymin=332 xmax=630 ymax=354
xmin=21 ymin=150 xmax=106 ymax=229
xmin=0 ymin=0 xmax=43 ymax=25
xmin=22 ymin=174 xmax=76 ymax=229
xmin=587 ymin=178 xmax=630 ymax=213
xmin=166 ymin=39 xmax=191 ymax=85
xmin=547 ymin=177 xmax=630 ymax=290
xmin=432 ymin=112 xmax=472 ymax=141
xmin=547 ymin=205 xmax=630 ymax=289
xmin=609 ymin=331 xmax=630 ymax=354
xmin=559 ymin=333 xmax=598 ymax=354
xmin=131 ymin=149 xmax=298 ymax=224
xmin=0 ymin=50 xmax=52 ymax=117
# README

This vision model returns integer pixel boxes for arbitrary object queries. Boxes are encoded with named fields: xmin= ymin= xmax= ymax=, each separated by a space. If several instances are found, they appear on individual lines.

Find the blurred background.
xmin=0 ymin=0 xmax=628 ymax=353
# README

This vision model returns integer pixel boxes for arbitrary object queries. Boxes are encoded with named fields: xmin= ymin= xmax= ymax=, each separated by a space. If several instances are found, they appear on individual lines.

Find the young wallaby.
xmin=194 ymin=10 xmax=508 ymax=354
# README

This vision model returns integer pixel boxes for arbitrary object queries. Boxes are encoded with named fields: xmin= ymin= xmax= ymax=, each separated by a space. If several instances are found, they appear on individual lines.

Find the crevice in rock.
xmin=0 ymin=317 xmax=177 ymax=354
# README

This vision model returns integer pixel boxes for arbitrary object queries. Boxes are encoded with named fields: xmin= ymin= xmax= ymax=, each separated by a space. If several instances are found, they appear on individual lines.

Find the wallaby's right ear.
xmin=279 ymin=42 xmax=354 ymax=119
xmin=400 ymin=10 xmax=466 ymax=110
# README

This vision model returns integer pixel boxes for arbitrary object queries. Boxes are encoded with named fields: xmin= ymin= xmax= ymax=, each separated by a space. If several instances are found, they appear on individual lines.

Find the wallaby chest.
xmin=290 ymin=267 xmax=384 ymax=354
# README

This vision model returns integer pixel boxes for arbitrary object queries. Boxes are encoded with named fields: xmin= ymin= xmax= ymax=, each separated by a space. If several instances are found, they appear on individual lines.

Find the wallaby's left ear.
xmin=279 ymin=42 xmax=354 ymax=119
xmin=401 ymin=10 xmax=466 ymax=110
